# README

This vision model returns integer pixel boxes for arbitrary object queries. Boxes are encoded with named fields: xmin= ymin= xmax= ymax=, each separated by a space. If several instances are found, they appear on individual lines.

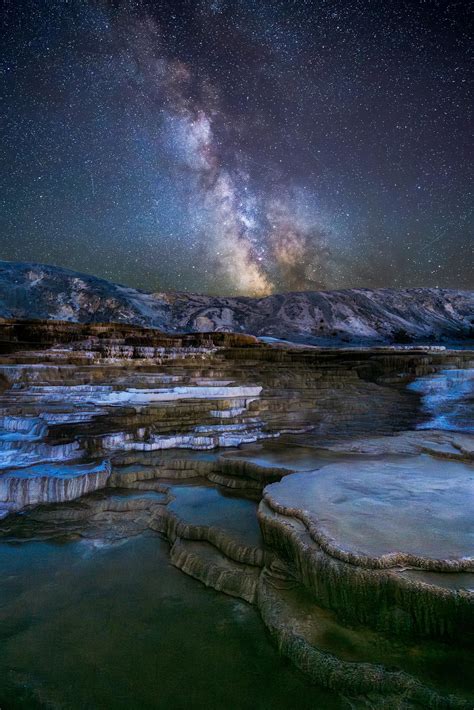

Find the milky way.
xmin=0 ymin=0 xmax=472 ymax=294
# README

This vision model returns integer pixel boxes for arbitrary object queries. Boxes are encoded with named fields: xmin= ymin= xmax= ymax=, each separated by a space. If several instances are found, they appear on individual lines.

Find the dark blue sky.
xmin=1 ymin=0 xmax=472 ymax=294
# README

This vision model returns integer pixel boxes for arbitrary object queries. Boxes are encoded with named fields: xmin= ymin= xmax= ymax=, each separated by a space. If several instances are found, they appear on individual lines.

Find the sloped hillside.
xmin=0 ymin=261 xmax=472 ymax=344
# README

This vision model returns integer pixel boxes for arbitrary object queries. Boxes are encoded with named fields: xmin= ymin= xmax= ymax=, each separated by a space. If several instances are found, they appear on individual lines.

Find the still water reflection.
xmin=0 ymin=532 xmax=343 ymax=709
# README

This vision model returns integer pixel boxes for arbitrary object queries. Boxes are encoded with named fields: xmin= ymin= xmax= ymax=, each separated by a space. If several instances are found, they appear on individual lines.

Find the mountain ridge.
xmin=0 ymin=260 xmax=472 ymax=344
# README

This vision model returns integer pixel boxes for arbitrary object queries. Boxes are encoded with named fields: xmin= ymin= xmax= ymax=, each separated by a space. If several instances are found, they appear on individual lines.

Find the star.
xmin=0 ymin=0 xmax=471 ymax=292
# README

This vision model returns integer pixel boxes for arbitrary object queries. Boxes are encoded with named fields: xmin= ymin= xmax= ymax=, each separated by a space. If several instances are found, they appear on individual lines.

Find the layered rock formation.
xmin=1 ymin=434 xmax=472 ymax=707
xmin=0 ymin=319 xmax=472 ymax=707
xmin=0 ymin=460 xmax=111 ymax=518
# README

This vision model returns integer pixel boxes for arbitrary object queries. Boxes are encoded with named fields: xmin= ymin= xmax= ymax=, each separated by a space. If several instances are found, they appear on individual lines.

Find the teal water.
xmin=0 ymin=532 xmax=342 ymax=710
xmin=167 ymin=483 xmax=263 ymax=548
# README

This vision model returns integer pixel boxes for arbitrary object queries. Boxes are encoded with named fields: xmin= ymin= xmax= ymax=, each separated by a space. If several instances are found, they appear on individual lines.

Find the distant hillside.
xmin=0 ymin=261 xmax=472 ymax=344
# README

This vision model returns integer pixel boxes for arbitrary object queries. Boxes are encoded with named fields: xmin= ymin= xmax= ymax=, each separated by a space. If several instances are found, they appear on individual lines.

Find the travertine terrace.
xmin=0 ymin=319 xmax=472 ymax=708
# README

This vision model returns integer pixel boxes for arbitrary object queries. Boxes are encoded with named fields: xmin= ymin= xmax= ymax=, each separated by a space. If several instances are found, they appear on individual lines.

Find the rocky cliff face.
xmin=1 ymin=260 xmax=472 ymax=343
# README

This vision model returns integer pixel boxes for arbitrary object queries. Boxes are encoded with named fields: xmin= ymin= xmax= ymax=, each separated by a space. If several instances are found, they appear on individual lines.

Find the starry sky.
xmin=1 ymin=0 xmax=472 ymax=295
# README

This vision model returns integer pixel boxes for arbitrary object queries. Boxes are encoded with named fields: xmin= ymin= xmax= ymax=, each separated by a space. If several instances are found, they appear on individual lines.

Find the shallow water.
xmin=0 ymin=532 xmax=343 ymax=710
xmin=167 ymin=483 xmax=263 ymax=549
xmin=221 ymin=441 xmax=344 ymax=470
xmin=220 ymin=440 xmax=382 ymax=470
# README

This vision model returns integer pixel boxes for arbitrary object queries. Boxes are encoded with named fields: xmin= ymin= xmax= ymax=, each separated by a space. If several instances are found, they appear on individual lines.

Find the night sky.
xmin=1 ymin=0 xmax=472 ymax=295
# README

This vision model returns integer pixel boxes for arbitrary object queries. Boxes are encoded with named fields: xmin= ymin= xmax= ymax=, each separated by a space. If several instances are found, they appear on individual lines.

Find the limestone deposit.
xmin=0 ymin=319 xmax=472 ymax=707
